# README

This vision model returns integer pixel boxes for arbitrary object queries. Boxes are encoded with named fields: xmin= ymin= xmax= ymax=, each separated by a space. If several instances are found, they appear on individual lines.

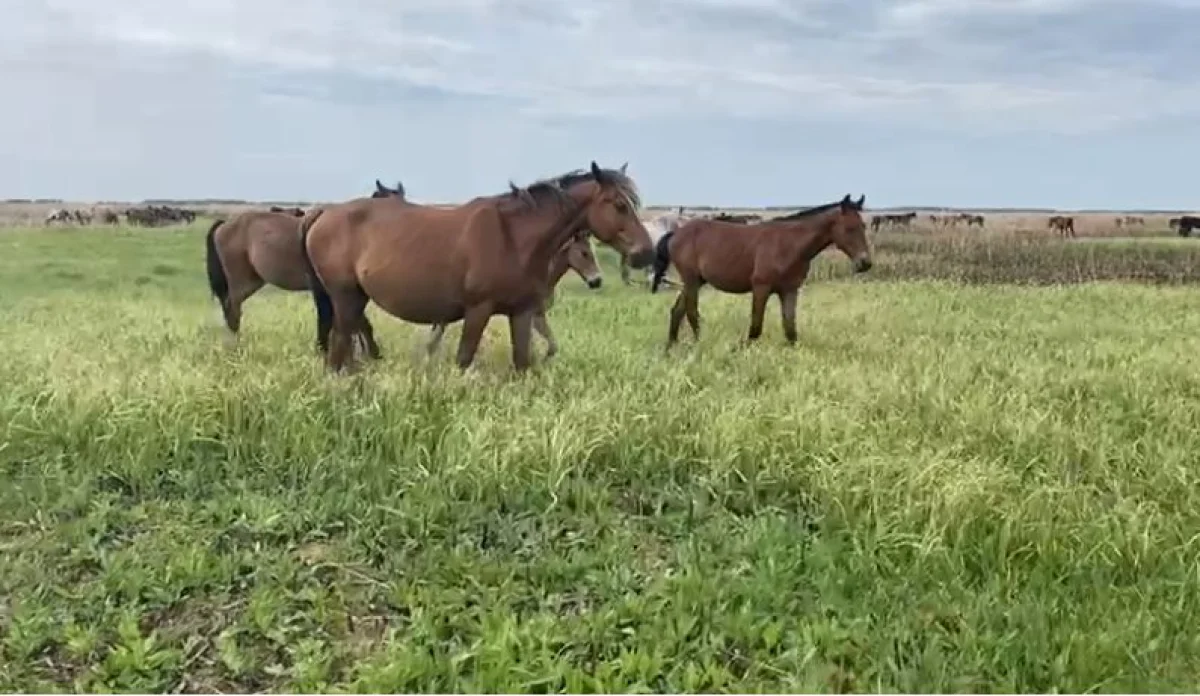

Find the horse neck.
xmin=546 ymin=247 xmax=572 ymax=287
xmin=776 ymin=213 xmax=839 ymax=269
xmin=510 ymin=192 xmax=590 ymax=281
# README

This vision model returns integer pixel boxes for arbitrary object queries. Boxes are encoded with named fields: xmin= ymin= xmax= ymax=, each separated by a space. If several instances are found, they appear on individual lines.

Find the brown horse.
xmin=424 ymin=231 xmax=603 ymax=360
xmin=652 ymin=194 xmax=872 ymax=348
xmin=205 ymin=182 xmax=406 ymax=349
xmin=301 ymin=161 xmax=654 ymax=372
xmin=1048 ymin=215 xmax=1075 ymax=238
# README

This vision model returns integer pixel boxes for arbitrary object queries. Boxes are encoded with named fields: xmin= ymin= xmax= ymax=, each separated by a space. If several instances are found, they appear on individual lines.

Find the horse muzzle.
xmin=586 ymin=276 xmax=603 ymax=289
xmin=853 ymin=256 xmax=874 ymax=273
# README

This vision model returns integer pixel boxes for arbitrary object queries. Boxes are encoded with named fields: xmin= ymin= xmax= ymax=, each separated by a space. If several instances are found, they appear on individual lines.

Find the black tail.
xmin=205 ymin=219 xmax=228 ymax=307
xmin=650 ymin=231 xmax=675 ymax=294
xmin=298 ymin=208 xmax=334 ymax=354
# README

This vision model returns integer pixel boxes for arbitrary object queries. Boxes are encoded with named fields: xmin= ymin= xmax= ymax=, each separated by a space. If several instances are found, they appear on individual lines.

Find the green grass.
xmin=4 ymin=223 xmax=1200 ymax=692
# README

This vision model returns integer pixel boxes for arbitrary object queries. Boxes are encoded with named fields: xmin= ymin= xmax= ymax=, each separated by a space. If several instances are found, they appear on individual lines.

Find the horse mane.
xmin=772 ymin=200 xmax=844 ymax=221
xmin=502 ymin=166 xmax=643 ymax=213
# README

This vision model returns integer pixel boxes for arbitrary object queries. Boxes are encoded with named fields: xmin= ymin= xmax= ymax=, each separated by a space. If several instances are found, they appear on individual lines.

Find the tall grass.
xmin=2 ymin=224 xmax=1200 ymax=691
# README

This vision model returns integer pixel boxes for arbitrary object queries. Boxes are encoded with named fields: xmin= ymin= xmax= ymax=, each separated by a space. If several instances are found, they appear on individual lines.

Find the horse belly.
xmin=359 ymin=270 xmax=465 ymax=325
xmin=697 ymin=255 xmax=753 ymax=294
xmin=248 ymin=241 xmax=308 ymax=291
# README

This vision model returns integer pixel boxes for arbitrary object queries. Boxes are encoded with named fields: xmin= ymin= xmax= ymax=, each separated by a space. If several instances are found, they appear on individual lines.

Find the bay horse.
xmin=652 ymin=194 xmax=873 ymax=348
xmin=205 ymin=181 xmax=406 ymax=350
xmin=1048 ymin=215 xmax=1075 ymax=238
xmin=425 ymin=231 xmax=603 ymax=360
xmin=301 ymin=161 xmax=654 ymax=373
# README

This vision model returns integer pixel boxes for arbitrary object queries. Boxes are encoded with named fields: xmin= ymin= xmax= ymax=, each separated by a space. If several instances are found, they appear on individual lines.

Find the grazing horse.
xmin=1176 ymin=215 xmax=1200 ymax=238
xmin=870 ymin=211 xmax=917 ymax=231
xmin=1048 ymin=215 xmax=1075 ymax=238
xmin=205 ymin=183 xmax=406 ymax=349
xmin=425 ymin=232 xmax=603 ymax=360
xmin=301 ymin=161 xmax=654 ymax=373
xmin=653 ymin=194 xmax=873 ymax=348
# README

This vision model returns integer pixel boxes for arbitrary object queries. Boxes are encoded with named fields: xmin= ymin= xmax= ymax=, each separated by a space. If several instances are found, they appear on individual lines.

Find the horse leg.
xmin=683 ymin=283 xmax=701 ymax=340
xmin=358 ymin=313 xmax=383 ymax=360
xmin=455 ymin=303 xmax=493 ymax=370
xmin=667 ymin=290 xmax=687 ymax=348
xmin=533 ymin=310 xmax=558 ymax=359
xmin=747 ymin=285 xmax=770 ymax=342
xmin=327 ymin=288 xmax=368 ymax=373
xmin=426 ymin=324 xmax=447 ymax=358
xmin=508 ymin=309 xmax=535 ymax=372
xmin=779 ymin=288 xmax=799 ymax=345
xmin=222 ymin=277 xmax=264 ymax=347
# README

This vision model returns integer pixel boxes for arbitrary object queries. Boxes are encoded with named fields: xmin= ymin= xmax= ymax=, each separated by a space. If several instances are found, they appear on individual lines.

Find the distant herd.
xmin=45 ymin=204 xmax=198 ymax=227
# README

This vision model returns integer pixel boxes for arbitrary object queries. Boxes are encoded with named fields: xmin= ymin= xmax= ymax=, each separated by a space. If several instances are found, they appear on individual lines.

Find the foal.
xmin=424 ymin=231 xmax=604 ymax=359
xmin=653 ymin=194 xmax=873 ymax=348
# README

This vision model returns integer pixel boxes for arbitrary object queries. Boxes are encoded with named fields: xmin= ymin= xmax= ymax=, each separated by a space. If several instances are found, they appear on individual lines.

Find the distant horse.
xmin=1176 ymin=215 xmax=1200 ymax=238
xmin=44 ymin=209 xmax=71 ymax=225
xmin=426 ymin=232 xmax=603 ymax=360
xmin=205 ymin=182 xmax=406 ymax=349
xmin=1169 ymin=217 xmax=1181 ymax=231
xmin=99 ymin=209 xmax=120 ymax=225
xmin=870 ymin=211 xmax=917 ymax=231
xmin=653 ymin=194 xmax=873 ymax=348
xmin=301 ymin=161 xmax=654 ymax=373
xmin=1048 ymin=215 xmax=1075 ymax=238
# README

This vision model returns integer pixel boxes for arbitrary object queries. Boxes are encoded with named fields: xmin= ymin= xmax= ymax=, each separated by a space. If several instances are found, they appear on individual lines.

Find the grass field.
xmin=4 ymin=221 xmax=1200 ymax=692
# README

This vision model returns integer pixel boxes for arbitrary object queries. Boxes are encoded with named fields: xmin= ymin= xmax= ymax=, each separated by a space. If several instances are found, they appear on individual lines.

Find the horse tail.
xmin=650 ymin=230 xmax=675 ymax=294
xmin=205 ymin=218 xmax=228 ymax=307
xmin=298 ymin=207 xmax=334 ymax=353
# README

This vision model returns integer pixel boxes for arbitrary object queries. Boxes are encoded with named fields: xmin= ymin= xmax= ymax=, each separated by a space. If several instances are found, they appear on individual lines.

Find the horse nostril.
xmin=588 ymin=277 xmax=603 ymax=289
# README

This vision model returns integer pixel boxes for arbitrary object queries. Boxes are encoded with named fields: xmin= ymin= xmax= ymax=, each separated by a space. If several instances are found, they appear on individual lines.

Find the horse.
xmin=1048 ymin=215 xmax=1075 ymax=238
xmin=652 ymin=194 xmax=872 ymax=348
xmin=425 ymin=231 xmax=603 ymax=360
xmin=301 ymin=161 xmax=654 ymax=373
xmin=205 ymin=182 xmax=406 ymax=350
xmin=869 ymin=211 xmax=917 ymax=231
xmin=1176 ymin=215 xmax=1200 ymax=238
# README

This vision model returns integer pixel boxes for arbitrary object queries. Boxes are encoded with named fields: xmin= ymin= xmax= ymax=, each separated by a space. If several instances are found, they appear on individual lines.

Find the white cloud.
xmin=6 ymin=0 xmax=1196 ymax=135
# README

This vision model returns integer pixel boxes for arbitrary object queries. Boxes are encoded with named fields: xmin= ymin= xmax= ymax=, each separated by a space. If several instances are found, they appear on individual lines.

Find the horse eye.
xmin=614 ymin=202 xmax=628 ymax=214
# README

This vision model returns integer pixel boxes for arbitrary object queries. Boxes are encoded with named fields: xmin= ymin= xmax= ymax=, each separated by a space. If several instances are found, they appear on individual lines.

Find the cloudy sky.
xmin=5 ymin=0 xmax=1200 ymax=209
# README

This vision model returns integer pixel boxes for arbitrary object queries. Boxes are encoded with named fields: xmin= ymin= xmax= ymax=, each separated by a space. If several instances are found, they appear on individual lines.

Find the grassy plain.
xmin=3 ymin=221 xmax=1200 ymax=692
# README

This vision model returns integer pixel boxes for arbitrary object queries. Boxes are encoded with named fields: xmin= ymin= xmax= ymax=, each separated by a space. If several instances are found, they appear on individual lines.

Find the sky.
xmin=5 ymin=0 xmax=1200 ymax=210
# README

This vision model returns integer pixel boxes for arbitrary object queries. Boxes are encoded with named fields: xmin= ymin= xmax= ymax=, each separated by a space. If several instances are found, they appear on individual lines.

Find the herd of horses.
xmin=203 ymin=165 xmax=874 ymax=373
xmin=46 ymin=204 xmax=198 ymax=227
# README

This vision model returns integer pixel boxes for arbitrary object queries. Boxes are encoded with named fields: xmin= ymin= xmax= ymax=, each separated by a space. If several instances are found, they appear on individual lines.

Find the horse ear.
xmin=840 ymin=194 xmax=853 ymax=210
xmin=375 ymin=179 xmax=386 ymax=193
xmin=855 ymin=194 xmax=865 ymax=210
xmin=619 ymin=162 xmax=628 ymax=174
xmin=590 ymin=160 xmax=608 ymax=184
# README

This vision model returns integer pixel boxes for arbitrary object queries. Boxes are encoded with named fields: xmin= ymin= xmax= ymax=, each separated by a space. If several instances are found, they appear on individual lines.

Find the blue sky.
xmin=5 ymin=0 xmax=1200 ymax=209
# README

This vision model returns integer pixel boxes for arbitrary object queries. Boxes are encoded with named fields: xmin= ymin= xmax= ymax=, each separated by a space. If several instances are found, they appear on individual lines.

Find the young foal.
xmin=653 ymin=194 xmax=873 ymax=348
xmin=301 ymin=161 xmax=653 ymax=372
xmin=205 ymin=181 xmax=405 ymax=350
xmin=424 ymin=231 xmax=603 ymax=359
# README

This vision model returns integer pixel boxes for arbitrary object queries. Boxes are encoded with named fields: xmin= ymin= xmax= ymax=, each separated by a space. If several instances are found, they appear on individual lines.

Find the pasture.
xmin=3 ymin=215 xmax=1200 ymax=692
